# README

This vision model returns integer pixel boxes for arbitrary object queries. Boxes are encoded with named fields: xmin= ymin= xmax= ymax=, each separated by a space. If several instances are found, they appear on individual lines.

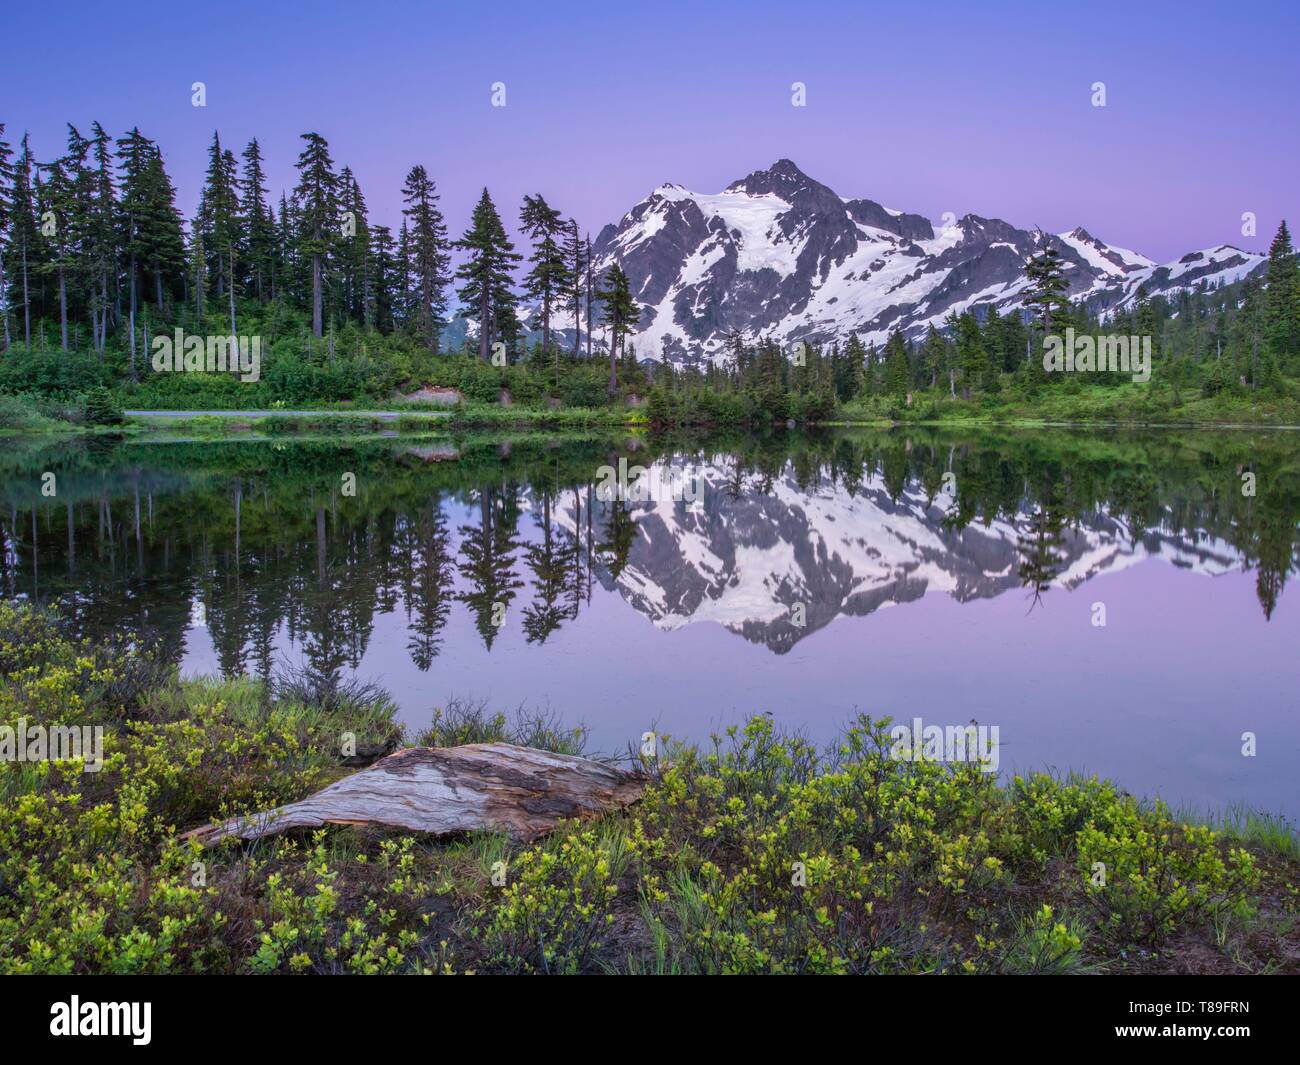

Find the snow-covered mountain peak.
xmin=557 ymin=161 xmax=1269 ymax=363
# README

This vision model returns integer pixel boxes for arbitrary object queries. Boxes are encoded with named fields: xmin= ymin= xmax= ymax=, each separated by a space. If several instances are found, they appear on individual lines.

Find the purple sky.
xmin=4 ymin=0 xmax=1297 ymax=261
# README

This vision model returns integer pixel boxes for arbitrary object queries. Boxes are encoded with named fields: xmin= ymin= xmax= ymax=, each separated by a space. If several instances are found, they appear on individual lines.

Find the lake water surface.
xmin=3 ymin=426 xmax=1297 ymax=821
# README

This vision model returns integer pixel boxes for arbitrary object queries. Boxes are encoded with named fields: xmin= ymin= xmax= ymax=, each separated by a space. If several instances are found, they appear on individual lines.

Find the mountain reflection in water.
xmin=1 ymin=427 xmax=1297 ymax=817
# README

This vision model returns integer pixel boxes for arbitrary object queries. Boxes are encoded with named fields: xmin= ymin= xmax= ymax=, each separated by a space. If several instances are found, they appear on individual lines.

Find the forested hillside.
xmin=0 ymin=122 xmax=1298 ymax=426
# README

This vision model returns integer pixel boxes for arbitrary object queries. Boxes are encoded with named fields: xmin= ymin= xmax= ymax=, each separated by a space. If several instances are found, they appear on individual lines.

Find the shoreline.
xmin=2 ymin=604 xmax=1296 ymax=976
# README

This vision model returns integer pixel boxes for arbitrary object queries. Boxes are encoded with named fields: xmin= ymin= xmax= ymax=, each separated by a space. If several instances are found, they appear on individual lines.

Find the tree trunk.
xmin=316 ymin=506 xmax=326 ymax=586
xmin=585 ymin=254 xmax=593 ymax=359
xmin=101 ymin=275 xmax=110 ymax=357
xmin=609 ymin=331 xmax=619 ymax=396
xmin=479 ymin=287 xmax=490 ymax=362
xmin=128 ymin=255 xmax=138 ymax=364
xmin=312 ymin=249 xmax=323 ymax=338
xmin=541 ymin=289 xmax=551 ymax=361
xmin=58 ymin=267 xmax=68 ymax=351
xmin=0 ymin=248 xmax=9 ymax=350
xmin=21 ymin=245 xmax=30 ymax=350
xmin=229 ymin=248 xmax=238 ymax=377
xmin=182 ymin=743 xmax=645 ymax=847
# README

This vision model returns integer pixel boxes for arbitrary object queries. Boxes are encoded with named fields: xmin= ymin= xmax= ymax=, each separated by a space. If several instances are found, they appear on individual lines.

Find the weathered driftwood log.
xmin=183 ymin=743 xmax=644 ymax=847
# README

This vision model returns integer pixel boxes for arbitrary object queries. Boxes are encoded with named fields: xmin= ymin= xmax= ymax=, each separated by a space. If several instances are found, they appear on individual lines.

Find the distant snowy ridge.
xmin=528 ymin=159 xmax=1265 ymax=364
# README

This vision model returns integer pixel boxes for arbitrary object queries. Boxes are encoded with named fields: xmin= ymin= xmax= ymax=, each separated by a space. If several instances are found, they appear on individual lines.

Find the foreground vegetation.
xmin=1 ymin=601 xmax=1295 ymax=975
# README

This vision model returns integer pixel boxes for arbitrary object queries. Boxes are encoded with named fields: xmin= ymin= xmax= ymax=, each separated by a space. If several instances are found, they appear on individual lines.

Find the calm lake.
xmin=4 ymin=426 xmax=1298 ymax=821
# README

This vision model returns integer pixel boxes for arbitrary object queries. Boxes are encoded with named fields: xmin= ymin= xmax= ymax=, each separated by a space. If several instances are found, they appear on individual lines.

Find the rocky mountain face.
xmin=553 ymin=458 xmax=1239 ymax=654
xmin=546 ymin=159 xmax=1263 ymax=364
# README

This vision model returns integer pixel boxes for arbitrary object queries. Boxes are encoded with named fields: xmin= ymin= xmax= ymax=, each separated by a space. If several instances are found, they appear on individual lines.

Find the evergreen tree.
xmin=519 ymin=193 xmax=568 ymax=371
xmin=85 ymin=123 xmax=117 ymax=355
xmin=292 ymin=132 xmax=339 ymax=338
xmin=240 ymin=138 xmax=275 ymax=302
xmin=844 ymin=333 xmax=869 ymax=396
xmin=941 ymin=314 xmax=960 ymax=395
xmin=198 ymin=133 xmax=238 ymax=298
xmin=599 ymin=263 xmax=639 ymax=395
xmin=197 ymin=132 xmax=241 ymax=340
xmin=140 ymin=143 xmax=185 ymax=312
xmin=395 ymin=220 xmax=412 ymax=328
xmin=338 ymin=166 xmax=371 ymax=325
xmin=584 ymin=234 xmax=594 ymax=359
xmin=455 ymin=188 xmax=519 ymax=362
xmin=562 ymin=218 xmax=585 ymax=357
xmin=117 ymin=127 xmax=180 ymax=353
xmin=1000 ymin=307 xmax=1028 ymax=373
xmin=883 ymin=329 xmax=909 ymax=397
xmin=401 ymin=164 xmax=450 ymax=352
xmin=275 ymin=191 xmax=294 ymax=303
xmin=63 ymin=125 xmax=94 ymax=329
xmin=37 ymin=150 xmax=76 ymax=351
xmin=6 ymin=133 xmax=39 ymax=349
xmin=1263 ymin=220 xmax=1299 ymax=371
xmin=982 ymin=302 xmax=1003 ymax=367
xmin=0 ymin=124 xmax=11 ymax=350
xmin=369 ymin=224 xmax=397 ymax=334
xmin=1237 ymin=275 xmax=1266 ymax=389
xmin=1024 ymin=239 xmax=1070 ymax=338
xmin=864 ymin=340 xmax=881 ymax=395
xmin=188 ymin=224 xmax=206 ymax=322
xmin=920 ymin=324 xmax=946 ymax=388
xmin=955 ymin=311 xmax=987 ymax=398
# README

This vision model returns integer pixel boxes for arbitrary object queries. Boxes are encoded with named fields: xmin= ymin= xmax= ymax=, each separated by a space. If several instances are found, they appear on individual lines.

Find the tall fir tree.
xmin=845 ymin=333 xmax=869 ymax=396
xmin=6 ymin=133 xmax=39 ymax=348
xmin=584 ymin=234 xmax=595 ymax=359
xmin=1023 ymin=238 xmax=1070 ymax=337
xmin=369 ymin=223 xmax=397 ymax=334
xmin=401 ymin=164 xmax=450 ymax=352
xmin=598 ymin=263 xmax=639 ymax=395
xmin=455 ymin=188 xmax=519 ymax=362
xmin=240 ymin=138 xmax=275 ymax=302
xmin=292 ymin=132 xmax=339 ymax=338
xmin=883 ymin=330 xmax=909 ymax=398
xmin=338 ymin=166 xmax=372 ymax=326
xmin=0 ymin=124 xmax=12 ymax=349
xmin=85 ymin=122 xmax=117 ymax=354
xmin=197 ymin=132 xmax=242 ymax=341
xmin=562 ymin=218 xmax=585 ymax=357
xmin=139 ymin=142 xmax=185 ymax=312
xmin=920 ymin=324 xmax=946 ymax=389
xmin=37 ymin=149 xmax=76 ymax=351
xmin=519 ymin=192 xmax=568 ymax=369
xmin=1263 ymin=220 xmax=1299 ymax=371
xmin=955 ymin=311 xmax=987 ymax=398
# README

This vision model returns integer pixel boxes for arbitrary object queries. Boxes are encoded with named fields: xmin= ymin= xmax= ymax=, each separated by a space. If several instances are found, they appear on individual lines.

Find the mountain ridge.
xmin=540 ymin=159 xmax=1265 ymax=364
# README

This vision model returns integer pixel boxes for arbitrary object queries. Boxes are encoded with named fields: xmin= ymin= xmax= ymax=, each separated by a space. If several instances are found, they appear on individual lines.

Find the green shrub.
xmin=0 ymin=600 xmax=1291 ymax=976
xmin=84 ymin=386 xmax=124 ymax=425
